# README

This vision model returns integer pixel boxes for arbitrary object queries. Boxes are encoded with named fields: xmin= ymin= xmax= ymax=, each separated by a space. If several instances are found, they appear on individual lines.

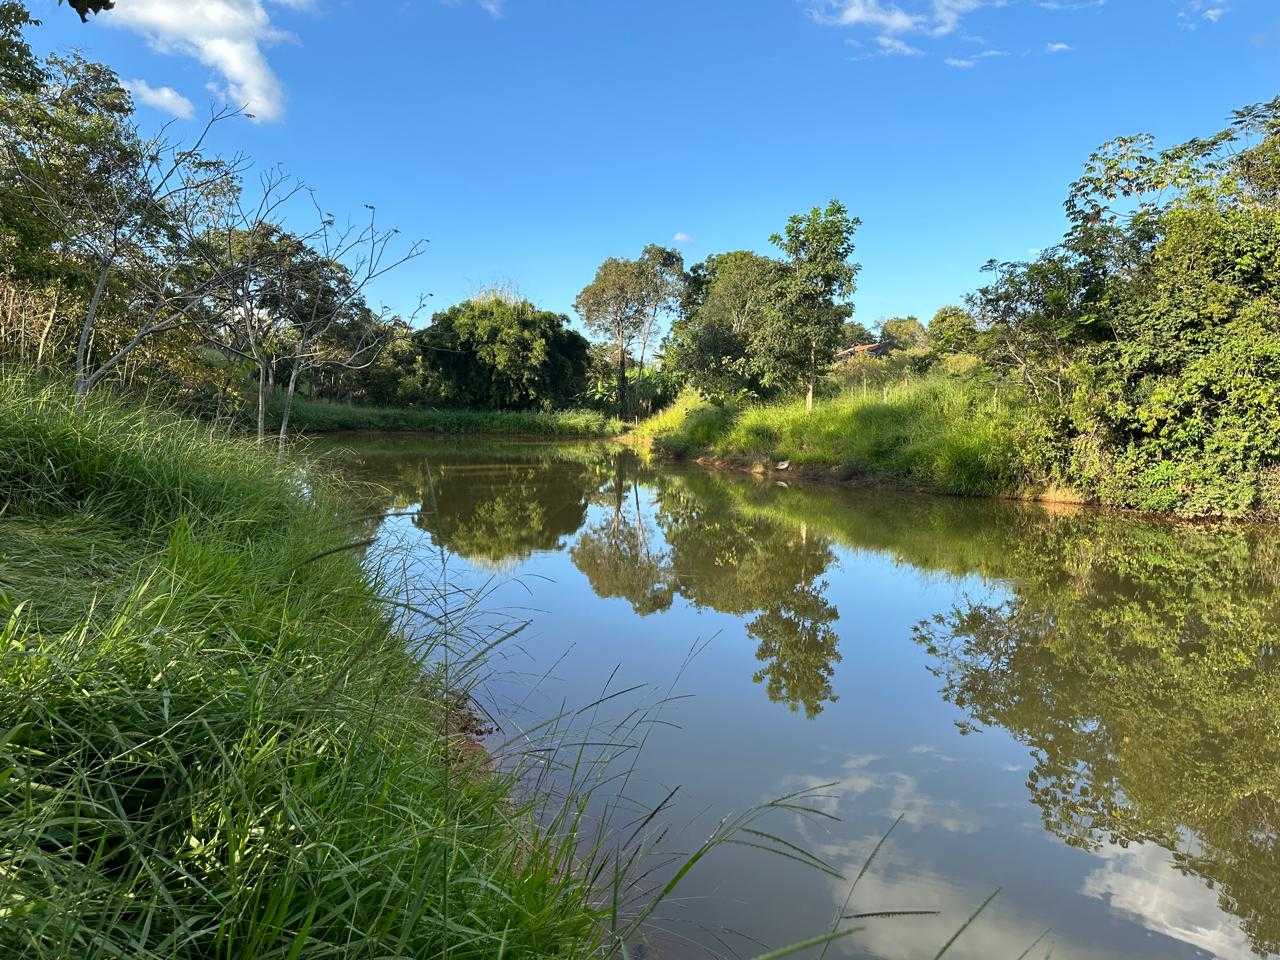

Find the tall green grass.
xmin=0 ymin=377 xmax=609 ymax=959
xmin=631 ymin=379 xmax=1026 ymax=497
xmin=267 ymin=393 xmax=622 ymax=439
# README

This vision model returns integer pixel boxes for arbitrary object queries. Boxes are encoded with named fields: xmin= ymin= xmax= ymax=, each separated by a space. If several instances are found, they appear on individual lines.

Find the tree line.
xmin=7 ymin=0 xmax=1280 ymax=515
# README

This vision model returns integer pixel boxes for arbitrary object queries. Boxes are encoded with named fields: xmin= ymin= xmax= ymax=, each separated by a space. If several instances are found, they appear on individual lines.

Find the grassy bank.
xmin=267 ymin=393 xmax=622 ymax=438
xmin=0 ymin=377 xmax=605 ymax=958
xmin=629 ymin=378 xmax=1028 ymax=498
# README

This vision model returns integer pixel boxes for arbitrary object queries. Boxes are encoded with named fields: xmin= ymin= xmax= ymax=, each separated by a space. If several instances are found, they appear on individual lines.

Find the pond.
xmin=320 ymin=435 xmax=1280 ymax=960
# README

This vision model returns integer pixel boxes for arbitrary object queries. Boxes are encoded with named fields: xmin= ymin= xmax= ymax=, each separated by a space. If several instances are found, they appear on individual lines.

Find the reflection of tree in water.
xmin=334 ymin=442 xmax=848 ymax=716
xmin=323 ymin=443 xmax=608 ymax=569
xmin=570 ymin=460 xmax=675 ymax=615
xmin=571 ymin=464 xmax=843 ymax=717
xmin=416 ymin=462 xmax=597 ymax=568
xmin=913 ymin=517 xmax=1280 ymax=955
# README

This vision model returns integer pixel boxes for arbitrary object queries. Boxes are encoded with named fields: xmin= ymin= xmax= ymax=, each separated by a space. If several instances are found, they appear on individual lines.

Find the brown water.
xmin=321 ymin=435 xmax=1280 ymax=960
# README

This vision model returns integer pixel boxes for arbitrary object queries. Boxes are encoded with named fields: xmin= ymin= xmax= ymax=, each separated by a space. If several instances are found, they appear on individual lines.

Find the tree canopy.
xmin=410 ymin=294 xmax=590 ymax=411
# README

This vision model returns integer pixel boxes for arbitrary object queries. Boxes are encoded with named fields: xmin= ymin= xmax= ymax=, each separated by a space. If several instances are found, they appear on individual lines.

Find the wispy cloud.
xmin=1082 ymin=845 xmax=1256 ymax=960
xmin=1179 ymin=0 xmax=1229 ymax=28
xmin=672 ymin=231 xmax=694 ymax=245
xmin=944 ymin=56 xmax=975 ymax=66
xmin=124 ymin=78 xmax=195 ymax=118
xmin=102 ymin=0 xmax=312 ymax=122
xmin=812 ymin=1 xmax=1020 ymax=63
xmin=1045 ymin=40 xmax=1073 ymax=52
xmin=1036 ymin=0 xmax=1105 ymax=9
xmin=812 ymin=0 xmax=994 ymax=37
xmin=877 ymin=34 xmax=924 ymax=54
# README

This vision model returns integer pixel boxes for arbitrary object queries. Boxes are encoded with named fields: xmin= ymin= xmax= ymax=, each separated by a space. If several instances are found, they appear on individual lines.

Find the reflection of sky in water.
xmin=328 ymin=440 xmax=1274 ymax=960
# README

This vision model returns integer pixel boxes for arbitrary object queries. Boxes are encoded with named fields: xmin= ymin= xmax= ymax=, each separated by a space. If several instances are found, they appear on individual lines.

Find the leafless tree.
xmin=11 ymin=106 xmax=245 ymax=400
xmin=269 ymin=197 xmax=427 ymax=452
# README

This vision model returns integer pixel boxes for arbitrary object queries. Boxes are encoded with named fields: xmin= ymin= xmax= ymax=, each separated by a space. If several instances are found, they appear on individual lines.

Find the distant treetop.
xmin=62 ymin=0 xmax=114 ymax=22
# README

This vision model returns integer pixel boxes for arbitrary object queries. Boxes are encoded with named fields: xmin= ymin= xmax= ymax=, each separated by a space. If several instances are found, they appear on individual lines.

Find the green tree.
xmin=878 ymin=315 xmax=928 ymax=350
xmin=665 ymin=250 xmax=784 ymax=401
xmin=759 ymin=200 xmax=861 ymax=412
xmin=574 ymin=257 xmax=651 ymax=418
xmin=636 ymin=243 xmax=685 ymax=368
xmin=410 ymin=294 xmax=590 ymax=411
xmin=971 ymin=96 xmax=1280 ymax=515
xmin=927 ymin=305 xmax=976 ymax=354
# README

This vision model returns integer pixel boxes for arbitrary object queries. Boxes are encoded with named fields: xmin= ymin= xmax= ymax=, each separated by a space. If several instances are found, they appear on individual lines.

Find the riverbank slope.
xmin=626 ymin=380 xmax=1038 ymax=500
xmin=0 ymin=376 xmax=604 ymax=959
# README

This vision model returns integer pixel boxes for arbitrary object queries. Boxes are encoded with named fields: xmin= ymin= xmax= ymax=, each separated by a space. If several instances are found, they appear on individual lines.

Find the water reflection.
xmin=913 ymin=518 xmax=1280 ymax=957
xmin=320 ymin=436 xmax=1280 ymax=958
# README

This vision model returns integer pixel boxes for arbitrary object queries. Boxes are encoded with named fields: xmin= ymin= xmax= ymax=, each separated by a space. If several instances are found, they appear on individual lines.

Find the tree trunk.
xmin=256 ymin=358 xmax=269 ymax=441
xmin=36 ymin=293 xmax=59 ymax=368
xmin=617 ymin=340 xmax=628 ymax=420
xmin=277 ymin=361 xmax=302 ymax=457
xmin=804 ymin=342 xmax=816 ymax=414
xmin=74 ymin=263 xmax=112 ymax=400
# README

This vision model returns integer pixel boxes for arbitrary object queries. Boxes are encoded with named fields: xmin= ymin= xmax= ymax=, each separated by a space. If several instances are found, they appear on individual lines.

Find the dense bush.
xmin=970 ymin=97 xmax=1280 ymax=516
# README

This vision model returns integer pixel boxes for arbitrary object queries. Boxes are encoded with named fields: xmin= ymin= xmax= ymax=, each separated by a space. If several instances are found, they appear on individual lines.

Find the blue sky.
xmin=29 ymin=0 xmax=1280 ymax=333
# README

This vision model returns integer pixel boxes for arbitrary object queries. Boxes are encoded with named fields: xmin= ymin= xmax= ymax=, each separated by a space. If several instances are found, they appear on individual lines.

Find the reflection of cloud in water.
xmin=1082 ymin=844 xmax=1256 ymax=960
xmin=782 ymin=754 xmax=982 ymax=835
xmin=818 ymin=849 xmax=1117 ymax=960
xmin=778 ymin=755 xmax=1182 ymax=960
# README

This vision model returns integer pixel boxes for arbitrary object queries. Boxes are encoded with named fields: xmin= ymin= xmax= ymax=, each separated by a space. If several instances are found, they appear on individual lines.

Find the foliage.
xmin=968 ymin=96 xmax=1280 ymax=516
xmin=409 ymin=294 xmax=590 ymax=411
xmin=878 ymin=315 xmax=928 ymax=350
xmin=758 ymin=200 xmax=861 ymax=408
xmin=581 ymin=342 xmax=680 ymax=418
xmin=574 ymin=246 xmax=683 ymax=417
xmin=927 ymin=306 xmax=975 ymax=354
xmin=665 ymin=250 xmax=785 ymax=401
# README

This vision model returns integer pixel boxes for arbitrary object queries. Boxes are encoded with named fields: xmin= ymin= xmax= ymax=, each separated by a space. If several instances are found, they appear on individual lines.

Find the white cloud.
xmin=877 ymin=34 xmax=924 ymax=54
xmin=1045 ymin=40 xmax=1073 ymax=52
xmin=1180 ymin=0 xmax=1228 ymax=26
xmin=814 ymin=0 xmax=922 ymax=33
xmin=124 ymin=78 xmax=195 ymax=118
xmin=812 ymin=0 xmax=1001 ymax=37
xmin=672 ymin=232 xmax=694 ymax=245
xmin=1082 ymin=844 xmax=1256 ymax=960
xmin=945 ymin=56 xmax=975 ymax=66
xmin=103 ymin=0 xmax=310 ymax=122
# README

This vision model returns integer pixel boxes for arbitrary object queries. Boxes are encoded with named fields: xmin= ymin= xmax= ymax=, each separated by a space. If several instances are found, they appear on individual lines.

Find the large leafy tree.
xmin=758 ymin=200 xmax=861 ymax=412
xmin=928 ymin=305 xmax=976 ymax=354
xmin=411 ymin=294 xmax=590 ymax=411
xmin=665 ymin=250 xmax=785 ymax=401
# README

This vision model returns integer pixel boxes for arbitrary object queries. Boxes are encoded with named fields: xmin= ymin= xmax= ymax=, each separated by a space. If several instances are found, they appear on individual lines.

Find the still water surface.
xmin=322 ymin=435 xmax=1280 ymax=960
